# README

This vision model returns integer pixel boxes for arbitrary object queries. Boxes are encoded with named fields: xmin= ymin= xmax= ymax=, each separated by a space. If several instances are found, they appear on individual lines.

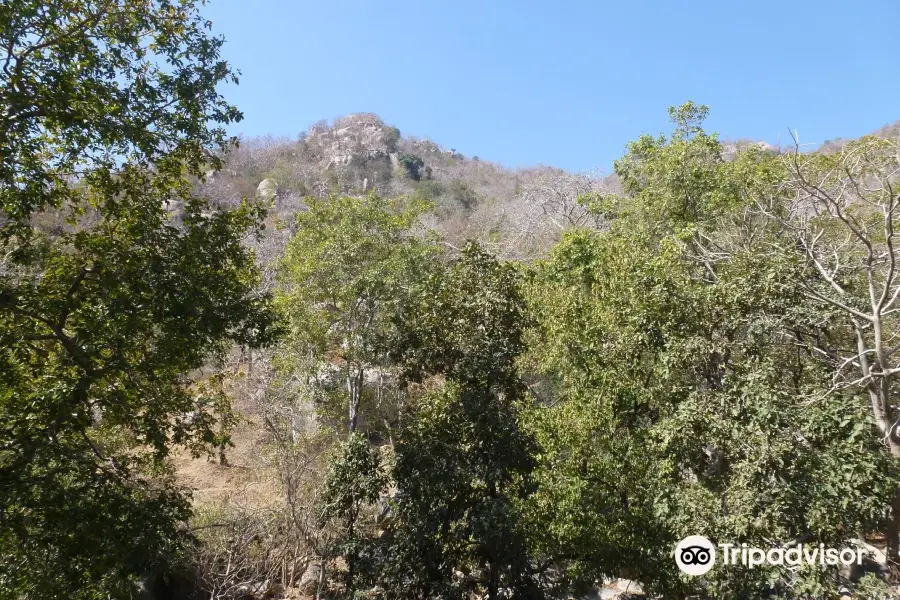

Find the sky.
xmin=204 ymin=0 xmax=900 ymax=173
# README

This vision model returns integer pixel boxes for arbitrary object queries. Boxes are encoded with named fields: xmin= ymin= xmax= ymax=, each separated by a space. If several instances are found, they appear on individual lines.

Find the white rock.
xmin=256 ymin=178 xmax=278 ymax=201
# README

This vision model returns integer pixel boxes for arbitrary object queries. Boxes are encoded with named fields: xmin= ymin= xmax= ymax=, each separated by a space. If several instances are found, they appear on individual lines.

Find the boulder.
xmin=298 ymin=562 xmax=322 ymax=597
xmin=582 ymin=579 xmax=645 ymax=599
xmin=256 ymin=178 xmax=278 ymax=202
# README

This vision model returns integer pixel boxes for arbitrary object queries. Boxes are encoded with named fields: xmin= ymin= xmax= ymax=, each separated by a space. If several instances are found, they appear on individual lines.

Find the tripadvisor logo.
xmin=675 ymin=535 xmax=716 ymax=576
xmin=674 ymin=536 xmax=866 ymax=576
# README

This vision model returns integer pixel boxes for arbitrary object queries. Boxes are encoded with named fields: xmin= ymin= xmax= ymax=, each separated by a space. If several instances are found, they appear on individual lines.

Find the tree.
xmin=523 ymin=104 xmax=897 ymax=598
xmin=0 ymin=0 xmax=241 ymax=233
xmin=319 ymin=432 xmax=387 ymax=596
xmin=498 ymin=169 xmax=609 ymax=260
xmin=399 ymin=154 xmax=425 ymax=181
xmin=448 ymin=179 xmax=479 ymax=211
xmin=375 ymin=242 xmax=541 ymax=600
xmin=764 ymin=133 xmax=900 ymax=567
xmin=0 ymin=2 xmax=277 ymax=598
xmin=277 ymin=194 xmax=439 ymax=433
xmin=384 ymin=126 xmax=401 ymax=153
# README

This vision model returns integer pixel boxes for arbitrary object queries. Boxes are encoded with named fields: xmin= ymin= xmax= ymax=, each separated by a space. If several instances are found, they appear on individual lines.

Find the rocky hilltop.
xmin=198 ymin=113 xmax=617 ymax=261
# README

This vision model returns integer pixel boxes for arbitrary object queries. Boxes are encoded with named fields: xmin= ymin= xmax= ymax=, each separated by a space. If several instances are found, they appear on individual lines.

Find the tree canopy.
xmin=4 ymin=4 xmax=900 ymax=596
xmin=0 ymin=2 xmax=276 ymax=598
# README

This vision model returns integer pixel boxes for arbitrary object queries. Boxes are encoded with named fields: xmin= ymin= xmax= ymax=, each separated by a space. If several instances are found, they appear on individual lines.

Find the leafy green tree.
xmin=277 ymin=194 xmax=439 ymax=433
xmin=398 ymin=154 xmax=425 ymax=181
xmin=0 ymin=0 xmax=241 ymax=233
xmin=448 ymin=179 xmax=478 ymax=211
xmin=320 ymin=432 xmax=387 ymax=596
xmin=524 ymin=104 xmax=897 ymax=598
xmin=0 ymin=2 xmax=277 ymax=598
xmin=375 ymin=242 xmax=541 ymax=600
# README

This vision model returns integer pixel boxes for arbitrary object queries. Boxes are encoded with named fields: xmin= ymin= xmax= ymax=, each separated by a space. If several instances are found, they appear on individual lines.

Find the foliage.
xmin=448 ymin=179 xmax=479 ymax=211
xmin=0 ymin=0 xmax=241 ymax=233
xmin=523 ymin=103 xmax=899 ymax=597
xmin=7 ymin=15 xmax=899 ymax=596
xmin=230 ymin=106 xmax=900 ymax=598
xmin=276 ymin=194 xmax=440 ymax=433
xmin=264 ymin=107 xmax=900 ymax=598
xmin=774 ymin=135 xmax=900 ymax=564
xmin=0 ymin=2 xmax=276 ymax=598
xmin=372 ymin=243 xmax=542 ymax=600
xmin=399 ymin=154 xmax=425 ymax=181
xmin=320 ymin=432 xmax=388 ymax=595
xmin=383 ymin=126 xmax=401 ymax=152
xmin=855 ymin=573 xmax=900 ymax=599
xmin=412 ymin=179 xmax=445 ymax=204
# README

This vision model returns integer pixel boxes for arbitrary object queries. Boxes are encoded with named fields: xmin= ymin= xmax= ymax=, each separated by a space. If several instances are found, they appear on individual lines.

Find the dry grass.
xmin=174 ymin=417 xmax=280 ymax=507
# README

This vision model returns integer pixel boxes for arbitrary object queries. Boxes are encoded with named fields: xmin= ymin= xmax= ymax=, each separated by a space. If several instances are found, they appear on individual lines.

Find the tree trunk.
xmin=347 ymin=509 xmax=357 ymax=595
xmin=487 ymin=562 xmax=498 ymax=600
xmin=347 ymin=367 xmax=363 ymax=433
xmin=887 ymin=487 xmax=900 ymax=579
xmin=879 ymin=375 xmax=900 ymax=575
xmin=316 ymin=558 xmax=326 ymax=600
xmin=855 ymin=321 xmax=900 ymax=573
xmin=886 ymin=435 xmax=900 ymax=577
xmin=218 ymin=419 xmax=228 ymax=466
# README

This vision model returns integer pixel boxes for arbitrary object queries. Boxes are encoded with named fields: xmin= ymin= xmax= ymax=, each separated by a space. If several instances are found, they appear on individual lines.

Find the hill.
xmin=196 ymin=113 xmax=617 ymax=263
xmin=197 ymin=114 xmax=900 ymax=267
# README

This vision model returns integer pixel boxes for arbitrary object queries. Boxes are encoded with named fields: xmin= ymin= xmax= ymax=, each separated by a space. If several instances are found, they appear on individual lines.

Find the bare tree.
xmin=517 ymin=169 xmax=608 ymax=231
xmin=191 ymin=498 xmax=313 ymax=600
xmin=476 ymin=169 xmax=612 ymax=260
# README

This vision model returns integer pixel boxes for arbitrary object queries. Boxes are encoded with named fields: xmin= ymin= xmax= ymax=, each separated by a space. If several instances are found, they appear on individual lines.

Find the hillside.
xmin=11 ymin=4 xmax=900 ymax=600
xmin=819 ymin=120 xmax=900 ymax=154
xmin=172 ymin=113 xmax=900 ymax=600
xmin=195 ymin=113 xmax=616 ymax=263
xmin=197 ymin=114 xmax=900 ymax=267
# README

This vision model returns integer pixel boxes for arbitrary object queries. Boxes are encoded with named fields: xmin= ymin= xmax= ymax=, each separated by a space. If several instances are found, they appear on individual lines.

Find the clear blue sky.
xmin=204 ymin=0 xmax=899 ymax=172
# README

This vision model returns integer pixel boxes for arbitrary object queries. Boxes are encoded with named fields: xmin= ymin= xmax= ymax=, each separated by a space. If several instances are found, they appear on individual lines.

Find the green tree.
xmin=376 ymin=242 xmax=541 ymax=600
xmin=0 ymin=0 xmax=241 ymax=233
xmin=320 ymin=432 xmax=387 ymax=596
xmin=448 ymin=179 xmax=478 ymax=211
xmin=0 ymin=2 xmax=277 ymax=598
xmin=277 ymin=194 xmax=439 ymax=433
xmin=383 ymin=126 xmax=401 ymax=153
xmin=398 ymin=154 xmax=425 ymax=181
xmin=524 ymin=104 xmax=897 ymax=598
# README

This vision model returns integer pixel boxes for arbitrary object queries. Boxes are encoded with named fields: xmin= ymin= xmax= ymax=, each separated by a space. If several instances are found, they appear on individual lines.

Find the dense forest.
xmin=3 ymin=2 xmax=900 ymax=600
